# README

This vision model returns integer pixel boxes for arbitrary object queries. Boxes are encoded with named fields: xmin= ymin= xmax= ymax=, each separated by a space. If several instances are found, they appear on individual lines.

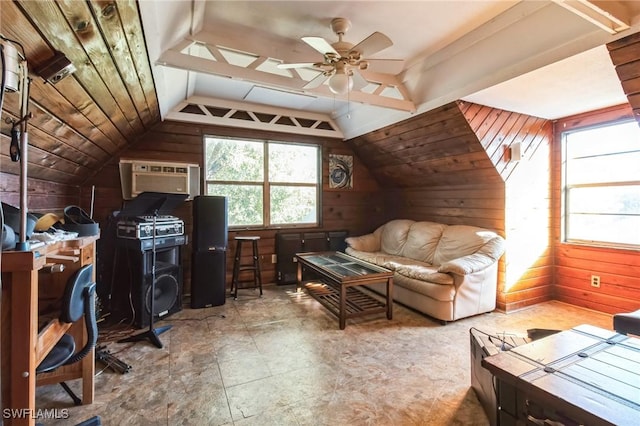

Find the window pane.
xmin=566 ymin=151 xmax=640 ymax=185
xmin=205 ymin=138 xmax=263 ymax=182
xmin=567 ymin=213 xmax=640 ymax=245
xmin=269 ymin=143 xmax=318 ymax=183
xmin=568 ymin=186 xmax=640 ymax=215
xmin=207 ymin=183 xmax=263 ymax=226
xmin=566 ymin=120 xmax=640 ymax=158
xmin=270 ymin=186 xmax=317 ymax=225
xmin=563 ymin=119 xmax=640 ymax=247
xmin=204 ymin=135 xmax=321 ymax=228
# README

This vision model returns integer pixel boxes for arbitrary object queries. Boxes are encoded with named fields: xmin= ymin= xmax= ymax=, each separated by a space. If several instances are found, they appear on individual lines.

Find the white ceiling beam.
xmin=157 ymin=48 xmax=416 ymax=112
xmin=158 ymin=49 xmax=298 ymax=87
xmin=189 ymin=95 xmax=334 ymax=122
xmin=167 ymin=97 xmax=344 ymax=139
xmin=402 ymin=1 xmax=640 ymax=110
xmin=552 ymin=0 xmax=631 ymax=34
xmin=172 ymin=38 xmax=196 ymax=52
xmin=187 ymin=29 xmax=416 ymax=111
xmin=358 ymin=70 xmax=403 ymax=86
xmin=204 ymin=44 xmax=227 ymax=63
xmin=247 ymin=56 xmax=268 ymax=70
xmin=311 ymin=86 xmax=416 ymax=112
xmin=167 ymin=110 xmax=343 ymax=138
xmin=190 ymin=28 xmax=317 ymax=66
xmin=405 ymin=1 xmax=550 ymax=71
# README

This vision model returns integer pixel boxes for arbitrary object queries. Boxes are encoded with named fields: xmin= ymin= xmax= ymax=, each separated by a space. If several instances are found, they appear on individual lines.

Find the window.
xmin=204 ymin=136 xmax=320 ymax=228
xmin=562 ymin=120 xmax=640 ymax=247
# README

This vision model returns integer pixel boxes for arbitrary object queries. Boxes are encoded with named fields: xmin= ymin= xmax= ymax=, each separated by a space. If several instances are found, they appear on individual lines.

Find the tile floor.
xmin=36 ymin=285 xmax=613 ymax=425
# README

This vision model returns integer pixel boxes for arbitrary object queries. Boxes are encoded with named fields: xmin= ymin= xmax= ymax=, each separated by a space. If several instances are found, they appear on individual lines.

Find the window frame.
xmin=560 ymin=118 xmax=640 ymax=250
xmin=203 ymin=135 xmax=322 ymax=230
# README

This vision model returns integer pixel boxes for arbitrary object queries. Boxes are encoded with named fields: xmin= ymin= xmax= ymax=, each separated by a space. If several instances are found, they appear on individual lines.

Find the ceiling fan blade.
xmin=303 ymin=72 xmax=330 ymax=89
xmin=277 ymin=62 xmax=316 ymax=69
xmin=350 ymin=32 xmax=393 ymax=57
xmin=351 ymin=69 xmax=369 ymax=91
xmin=302 ymin=36 xmax=339 ymax=56
xmin=365 ymin=59 xmax=405 ymax=74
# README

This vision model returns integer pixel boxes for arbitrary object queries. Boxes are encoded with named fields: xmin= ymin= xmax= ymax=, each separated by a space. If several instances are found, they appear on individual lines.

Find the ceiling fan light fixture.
xmin=328 ymin=70 xmax=353 ymax=95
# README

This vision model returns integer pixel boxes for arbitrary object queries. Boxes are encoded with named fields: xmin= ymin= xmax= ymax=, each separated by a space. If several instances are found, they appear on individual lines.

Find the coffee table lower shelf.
xmin=304 ymin=281 xmax=387 ymax=327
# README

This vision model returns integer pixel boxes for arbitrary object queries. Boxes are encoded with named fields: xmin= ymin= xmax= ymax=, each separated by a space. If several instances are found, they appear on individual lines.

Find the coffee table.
xmin=295 ymin=251 xmax=393 ymax=329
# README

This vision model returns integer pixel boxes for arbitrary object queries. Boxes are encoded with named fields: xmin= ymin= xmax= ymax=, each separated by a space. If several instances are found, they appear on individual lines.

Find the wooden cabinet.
xmin=275 ymin=230 xmax=348 ymax=284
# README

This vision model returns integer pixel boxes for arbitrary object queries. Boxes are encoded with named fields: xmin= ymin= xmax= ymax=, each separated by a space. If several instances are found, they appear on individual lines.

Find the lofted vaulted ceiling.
xmin=143 ymin=0 xmax=640 ymax=138
xmin=0 ymin=0 xmax=159 ymax=185
xmin=1 ymin=1 xmax=640 ymax=188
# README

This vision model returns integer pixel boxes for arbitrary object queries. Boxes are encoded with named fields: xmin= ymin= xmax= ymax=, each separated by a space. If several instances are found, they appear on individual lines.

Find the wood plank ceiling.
xmin=607 ymin=31 xmax=640 ymax=119
xmin=346 ymin=102 xmax=503 ymax=188
xmin=0 ymin=0 xmax=159 ymax=185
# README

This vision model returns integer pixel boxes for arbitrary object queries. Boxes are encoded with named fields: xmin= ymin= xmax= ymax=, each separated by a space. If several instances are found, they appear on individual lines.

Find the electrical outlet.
xmin=591 ymin=275 xmax=600 ymax=288
xmin=271 ymin=254 xmax=277 ymax=263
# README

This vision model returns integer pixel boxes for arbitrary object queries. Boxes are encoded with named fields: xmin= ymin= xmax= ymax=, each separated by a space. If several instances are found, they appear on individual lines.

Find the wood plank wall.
xmin=350 ymin=100 xmax=555 ymax=312
xmin=552 ymin=104 xmax=640 ymax=314
xmin=383 ymin=183 xmax=507 ymax=305
xmin=347 ymin=101 xmax=508 ymax=308
xmin=607 ymin=32 xmax=640 ymax=122
xmin=384 ymin=185 xmax=504 ymax=230
xmin=346 ymin=102 xmax=503 ymax=188
xmin=0 ymin=171 xmax=80 ymax=214
xmin=459 ymin=101 xmax=554 ymax=312
xmin=6 ymin=98 xmax=636 ymax=319
xmin=82 ymin=120 xmax=383 ymax=297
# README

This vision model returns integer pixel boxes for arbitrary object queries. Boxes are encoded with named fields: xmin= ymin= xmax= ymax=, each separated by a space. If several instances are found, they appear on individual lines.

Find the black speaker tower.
xmin=191 ymin=196 xmax=228 ymax=308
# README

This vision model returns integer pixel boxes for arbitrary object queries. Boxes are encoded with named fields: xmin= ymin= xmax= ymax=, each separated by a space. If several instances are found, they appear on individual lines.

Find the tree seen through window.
xmin=204 ymin=137 xmax=319 ymax=228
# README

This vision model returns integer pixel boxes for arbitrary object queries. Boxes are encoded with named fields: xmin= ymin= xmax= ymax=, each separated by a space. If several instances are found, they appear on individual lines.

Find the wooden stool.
xmin=231 ymin=236 xmax=263 ymax=299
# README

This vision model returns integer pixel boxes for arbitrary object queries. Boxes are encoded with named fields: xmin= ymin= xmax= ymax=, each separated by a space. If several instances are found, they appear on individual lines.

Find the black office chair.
xmin=37 ymin=264 xmax=98 ymax=405
xmin=613 ymin=309 xmax=640 ymax=336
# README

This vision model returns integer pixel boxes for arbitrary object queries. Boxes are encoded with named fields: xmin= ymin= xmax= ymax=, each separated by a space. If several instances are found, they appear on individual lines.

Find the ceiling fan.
xmin=278 ymin=17 xmax=404 ymax=95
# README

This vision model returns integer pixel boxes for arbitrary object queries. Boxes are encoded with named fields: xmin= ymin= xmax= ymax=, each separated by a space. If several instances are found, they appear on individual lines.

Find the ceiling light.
xmin=35 ymin=51 xmax=76 ymax=85
xmin=328 ymin=69 xmax=353 ymax=95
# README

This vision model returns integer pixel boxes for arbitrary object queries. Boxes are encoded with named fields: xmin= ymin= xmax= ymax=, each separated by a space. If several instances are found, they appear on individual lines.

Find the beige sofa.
xmin=345 ymin=219 xmax=505 ymax=323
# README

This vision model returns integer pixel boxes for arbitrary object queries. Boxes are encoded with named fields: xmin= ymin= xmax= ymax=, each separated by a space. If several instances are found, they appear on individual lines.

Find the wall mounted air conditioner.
xmin=119 ymin=160 xmax=200 ymax=200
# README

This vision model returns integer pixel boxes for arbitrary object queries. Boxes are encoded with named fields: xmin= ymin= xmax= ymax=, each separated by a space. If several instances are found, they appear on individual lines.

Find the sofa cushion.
xmin=377 ymin=254 xmax=427 ymax=271
xmin=400 ymin=221 xmax=446 ymax=264
xmin=433 ymin=225 xmax=498 ymax=265
xmin=345 ymin=251 xmax=412 ymax=272
xmin=394 ymin=264 xmax=454 ymax=285
xmin=379 ymin=219 xmax=414 ymax=256
xmin=393 ymin=273 xmax=456 ymax=301
xmin=344 ymin=230 xmax=382 ymax=253
xmin=344 ymin=248 xmax=382 ymax=266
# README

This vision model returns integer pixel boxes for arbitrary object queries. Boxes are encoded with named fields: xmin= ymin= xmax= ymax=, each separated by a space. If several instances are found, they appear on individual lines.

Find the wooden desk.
xmin=482 ymin=324 xmax=640 ymax=426
xmin=1 ymin=236 xmax=98 ymax=426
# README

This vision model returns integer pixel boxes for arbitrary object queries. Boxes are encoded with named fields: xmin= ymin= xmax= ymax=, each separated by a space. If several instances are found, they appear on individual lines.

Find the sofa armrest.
xmin=345 ymin=233 xmax=380 ymax=252
xmin=437 ymin=237 xmax=505 ymax=275
xmin=438 ymin=253 xmax=495 ymax=275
